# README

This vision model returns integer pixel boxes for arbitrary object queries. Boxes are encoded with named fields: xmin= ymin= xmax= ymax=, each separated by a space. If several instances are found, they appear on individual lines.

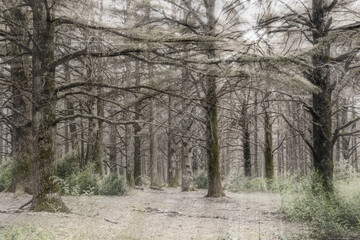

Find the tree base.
xmin=30 ymin=194 xmax=70 ymax=213
xmin=206 ymin=187 xmax=226 ymax=198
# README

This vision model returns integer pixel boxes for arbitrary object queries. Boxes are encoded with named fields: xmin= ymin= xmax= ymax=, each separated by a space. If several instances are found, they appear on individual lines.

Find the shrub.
xmin=193 ymin=170 xmax=208 ymax=189
xmin=334 ymin=159 xmax=358 ymax=181
xmin=0 ymin=159 xmax=12 ymax=192
xmin=61 ymin=164 xmax=99 ymax=195
xmin=224 ymin=171 xmax=290 ymax=192
xmin=98 ymin=173 xmax=127 ymax=196
xmin=283 ymin=176 xmax=360 ymax=240
xmin=57 ymin=152 xmax=80 ymax=179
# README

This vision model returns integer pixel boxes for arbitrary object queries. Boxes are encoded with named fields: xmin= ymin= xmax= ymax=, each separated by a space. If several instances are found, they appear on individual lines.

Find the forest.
xmin=0 ymin=0 xmax=360 ymax=239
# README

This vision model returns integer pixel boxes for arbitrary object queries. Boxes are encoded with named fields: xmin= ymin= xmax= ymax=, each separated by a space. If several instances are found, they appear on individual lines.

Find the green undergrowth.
xmin=58 ymin=153 xmax=127 ymax=196
xmin=193 ymin=170 xmax=208 ymax=189
xmin=0 ymin=159 xmax=12 ymax=191
xmin=283 ymin=176 xmax=360 ymax=240
xmin=0 ymin=225 xmax=54 ymax=240
xmin=223 ymin=171 xmax=299 ymax=193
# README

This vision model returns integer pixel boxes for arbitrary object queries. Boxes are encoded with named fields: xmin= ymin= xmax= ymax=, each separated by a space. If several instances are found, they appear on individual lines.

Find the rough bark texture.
xmin=205 ymin=0 xmax=225 ymax=197
xmin=29 ymin=0 xmax=69 ymax=212
xmin=310 ymin=0 xmax=334 ymax=193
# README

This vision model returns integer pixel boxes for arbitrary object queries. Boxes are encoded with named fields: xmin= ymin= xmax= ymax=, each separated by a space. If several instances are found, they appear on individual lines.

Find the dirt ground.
xmin=0 ymin=188 xmax=307 ymax=240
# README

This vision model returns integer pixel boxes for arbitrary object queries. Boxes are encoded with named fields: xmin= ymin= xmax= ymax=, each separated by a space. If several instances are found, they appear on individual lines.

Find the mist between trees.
xmin=0 ymin=0 xmax=359 ymax=217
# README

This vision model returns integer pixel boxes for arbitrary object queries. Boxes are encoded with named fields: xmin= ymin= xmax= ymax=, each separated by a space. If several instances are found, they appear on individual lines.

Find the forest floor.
xmin=0 ymin=188 xmax=308 ymax=240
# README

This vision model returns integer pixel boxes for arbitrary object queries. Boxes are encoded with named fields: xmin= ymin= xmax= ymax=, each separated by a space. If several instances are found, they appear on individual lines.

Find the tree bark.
xmin=29 ymin=0 xmax=69 ymax=212
xmin=241 ymin=101 xmax=251 ymax=177
xmin=4 ymin=1 xmax=32 ymax=194
xmin=264 ymin=109 xmax=274 ymax=180
xmin=181 ymin=67 xmax=194 ymax=191
xmin=133 ymin=60 xmax=142 ymax=186
xmin=310 ymin=0 xmax=334 ymax=193
xmin=204 ymin=0 xmax=225 ymax=197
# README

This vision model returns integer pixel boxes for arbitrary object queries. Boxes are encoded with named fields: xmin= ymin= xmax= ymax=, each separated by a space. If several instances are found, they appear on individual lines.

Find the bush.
xmin=283 ymin=176 xmax=360 ymax=240
xmin=193 ymin=170 xmax=208 ymax=189
xmin=0 ymin=159 xmax=12 ymax=192
xmin=98 ymin=173 xmax=127 ymax=196
xmin=223 ymin=171 xmax=297 ymax=192
xmin=61 ymin=164 xmax=99 ymax=195
xmin=334 ymin=159 xmax=358 ymax=181
xmin=57 ymin=152 xmax=80 ymax=179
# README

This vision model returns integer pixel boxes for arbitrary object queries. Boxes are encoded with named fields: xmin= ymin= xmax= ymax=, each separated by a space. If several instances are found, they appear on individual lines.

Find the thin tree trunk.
xmin=241 ymin=101 xmax=251 ymax=177
xmin=181 ymin=67 xmax=194 ymax=191
xmin=264 ymin=109 xmax=274 ymax=180
xmin=133 ymin=60 xmax=142 ymax=186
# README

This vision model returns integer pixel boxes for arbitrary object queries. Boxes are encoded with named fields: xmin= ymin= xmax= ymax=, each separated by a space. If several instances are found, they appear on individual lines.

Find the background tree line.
xmin=0 ymin=0 xmax=359 ymax=212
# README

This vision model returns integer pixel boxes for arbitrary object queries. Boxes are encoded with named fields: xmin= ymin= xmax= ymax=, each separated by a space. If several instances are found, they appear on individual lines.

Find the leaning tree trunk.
xmin=204 ymin=0 xmax=225 ymax=197
xmin=310 ymin=0 xmax=334 ymax=193
xmin=29 ymin=0 xmax=69 ymax=212
xmin=5 ymin=2 xmax=32 ymax=194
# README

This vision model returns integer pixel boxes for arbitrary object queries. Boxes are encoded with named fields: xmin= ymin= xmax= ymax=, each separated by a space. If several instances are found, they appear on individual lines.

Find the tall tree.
xmin=29 ymin=0 xmax=69 ymax=212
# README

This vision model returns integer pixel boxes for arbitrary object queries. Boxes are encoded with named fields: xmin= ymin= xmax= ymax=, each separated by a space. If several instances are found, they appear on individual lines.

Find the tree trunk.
xmin=181 ymin=67 xmax=194 ymax=191
xmin=109 ymin=123 xmax=117 ymax=173
xmin=310 ymin=0 xmax=334 ymax=193
xmin=5 ymin=3 xmax=32 ymax=194
xmin=204 ymin=0 xmax=225 ymax=198
xmin=29 ymin=0 xmax=69 ymax=212
xmin=241 ymin=101 xmax=251 ymax=177
xmin=133 ymin=60 xmax=142 ymax=186
xmin=341 ymin=103 xmax=350 ymax=162
xmin=264 ymin=110 xmax=274 ymax=180
xmin=167 ymin=96 xmax=179 ymax=187
xmin=149 ymin=98 xmax=160 ymax=187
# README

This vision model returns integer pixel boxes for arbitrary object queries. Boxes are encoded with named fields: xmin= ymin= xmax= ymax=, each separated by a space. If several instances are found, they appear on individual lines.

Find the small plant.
xmin=61 ymin=164 xmax=99 ymax=195
xmin=0 ymin=225 xmax=54 ymax=240
xmin=193 ymin=170 xmax=208 ymax=189
xmin=98 ymin=173 xmax=127 ymax=196
xmin=0 ymin=159 xmax=12 ymax=192
xmin=57 ymin=152 xmax=80 ymax=179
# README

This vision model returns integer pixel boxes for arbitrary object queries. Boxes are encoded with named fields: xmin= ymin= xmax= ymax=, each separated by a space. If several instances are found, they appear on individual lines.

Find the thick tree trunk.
xmin=204 ymin=0 xmax=225 ymax=198
xmin=310 ymin=0 xmax=334 ymax=193
xmin=29 ymin=0 xmax=69 ymax=212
